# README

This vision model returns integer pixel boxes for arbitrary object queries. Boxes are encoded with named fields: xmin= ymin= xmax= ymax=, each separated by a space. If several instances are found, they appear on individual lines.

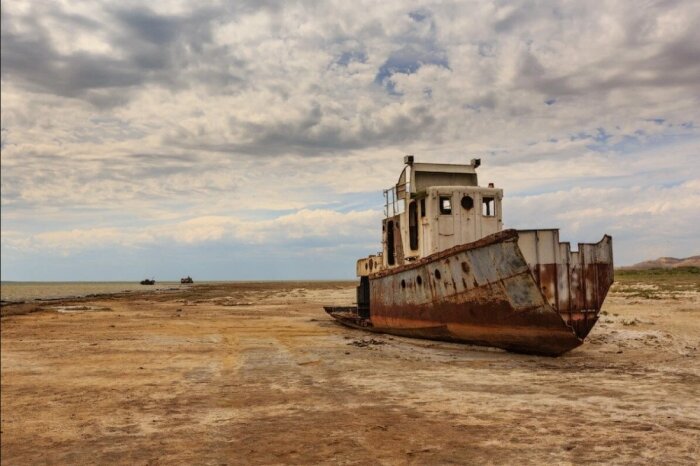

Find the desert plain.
xmin=1 ymin=272 xmax=699 ymax=465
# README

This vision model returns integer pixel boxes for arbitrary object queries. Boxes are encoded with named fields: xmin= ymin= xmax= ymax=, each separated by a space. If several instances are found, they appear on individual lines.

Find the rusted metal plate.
xmin=328 ymin=229 xmax=613 ymax=356
xmin=356 ymin=255 xmax=383 ymax=277
xmin=366 ymin=230 xmax=583 ymax=355
xmin=517 ymin=231 xmax=613 ymax=339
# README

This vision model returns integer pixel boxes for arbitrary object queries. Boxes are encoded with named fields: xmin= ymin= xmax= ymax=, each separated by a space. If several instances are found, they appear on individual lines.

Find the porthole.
xmin=461 ymin=195 xmax=474 ymax=210
xmin=434 ymin=269 xmax=441 ymax=280
xmin=461 ymin=262 xmax=470 ymax=274
xmin=401 ymin=279 xmax=406 ymax=289
xmin=416 ymin=276 xmax=423 ymax=286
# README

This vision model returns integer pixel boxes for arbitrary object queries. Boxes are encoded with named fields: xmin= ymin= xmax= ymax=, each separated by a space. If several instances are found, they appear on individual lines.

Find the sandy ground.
xmin=1 ymin=281 xmax=699 ymax=465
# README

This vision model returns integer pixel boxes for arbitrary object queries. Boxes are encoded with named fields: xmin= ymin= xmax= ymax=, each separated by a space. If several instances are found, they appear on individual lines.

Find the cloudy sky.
xmin=2 ymin=0 xmax=699 ymax=281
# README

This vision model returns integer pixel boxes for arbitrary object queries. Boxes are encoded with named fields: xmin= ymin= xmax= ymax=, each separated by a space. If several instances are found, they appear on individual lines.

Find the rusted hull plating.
xmin=326 ymin=229 xmax=613 ymax=356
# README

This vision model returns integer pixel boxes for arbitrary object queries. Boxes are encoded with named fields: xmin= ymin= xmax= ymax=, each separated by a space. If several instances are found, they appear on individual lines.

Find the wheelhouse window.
xmin=439 ymin=196 xmax=452 ymax=215
xmin=482 ymin=196 xmax=495 ymax=217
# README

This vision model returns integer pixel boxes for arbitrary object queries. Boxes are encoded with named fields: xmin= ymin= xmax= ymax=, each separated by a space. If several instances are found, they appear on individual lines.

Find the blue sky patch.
xmin=336 ymin=50 xmax=367 ymax=67
xmin=375 ymin=45 xmax=449 ymax=93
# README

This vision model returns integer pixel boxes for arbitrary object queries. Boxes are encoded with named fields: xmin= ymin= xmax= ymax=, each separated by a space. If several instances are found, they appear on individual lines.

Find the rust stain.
xmin=327 ymin=230 xmax=613 ymax=356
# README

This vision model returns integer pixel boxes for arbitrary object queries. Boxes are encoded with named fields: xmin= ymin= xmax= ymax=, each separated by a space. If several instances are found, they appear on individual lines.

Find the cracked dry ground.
xmin=1 ymin=281 xmax=699 ymax=465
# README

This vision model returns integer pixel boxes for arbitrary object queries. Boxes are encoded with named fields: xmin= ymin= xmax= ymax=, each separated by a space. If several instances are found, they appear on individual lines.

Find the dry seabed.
xmin=1 ymin=281 xmax=698 ymax=465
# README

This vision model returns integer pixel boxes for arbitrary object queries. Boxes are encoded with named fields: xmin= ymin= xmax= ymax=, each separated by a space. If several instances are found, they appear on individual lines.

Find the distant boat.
xmin=180 ymin=276 xmax=194 ymax=284
xmin=140 ymin=279 xmax=155 ymax=285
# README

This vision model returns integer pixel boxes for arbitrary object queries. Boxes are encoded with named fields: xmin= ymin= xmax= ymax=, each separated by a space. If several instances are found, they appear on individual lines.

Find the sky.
xmin=1 ymin=0 xmax=699 ymax=281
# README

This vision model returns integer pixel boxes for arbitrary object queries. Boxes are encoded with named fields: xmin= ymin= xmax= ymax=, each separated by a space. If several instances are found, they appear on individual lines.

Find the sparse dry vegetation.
xmin=612 ymin=267 xmax=700 ymax=300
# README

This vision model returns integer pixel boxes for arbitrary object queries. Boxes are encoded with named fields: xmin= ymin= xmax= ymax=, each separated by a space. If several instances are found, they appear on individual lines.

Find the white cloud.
xmin=1 ymin=209 xmax=381 ymax=256
xmin=505 ymin=179 xmax=700 ymax=264
xmin=1 ymin=0 xmax=699 ymax=277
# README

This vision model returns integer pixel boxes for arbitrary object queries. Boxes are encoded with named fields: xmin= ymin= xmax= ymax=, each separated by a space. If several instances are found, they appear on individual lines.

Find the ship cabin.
xmin=357 ymin=156 xmax=503 ymax=277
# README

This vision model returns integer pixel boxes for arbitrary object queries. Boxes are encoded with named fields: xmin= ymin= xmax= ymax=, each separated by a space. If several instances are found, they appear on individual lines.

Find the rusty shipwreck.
xmin=325 ymin=156 xmax=613 ymax=356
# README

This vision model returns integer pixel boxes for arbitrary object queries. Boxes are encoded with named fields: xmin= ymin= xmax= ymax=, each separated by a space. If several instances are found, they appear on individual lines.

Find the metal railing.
xmin=383 ymin=183 xmax=406 ymax=217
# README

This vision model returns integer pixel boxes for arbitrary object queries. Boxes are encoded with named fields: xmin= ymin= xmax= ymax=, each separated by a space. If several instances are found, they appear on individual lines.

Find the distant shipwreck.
xmin=325 ymin=156 xmax=614 ymax=356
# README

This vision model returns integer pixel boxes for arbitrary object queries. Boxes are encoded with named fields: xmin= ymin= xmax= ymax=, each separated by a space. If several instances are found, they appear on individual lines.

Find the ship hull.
xmin=325 ymin=229 xmax=613 ymax=356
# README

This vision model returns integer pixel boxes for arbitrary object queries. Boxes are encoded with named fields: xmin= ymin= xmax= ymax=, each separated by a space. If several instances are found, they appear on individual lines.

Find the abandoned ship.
xmin=325 ymin=156 xmax=614 ymax=356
